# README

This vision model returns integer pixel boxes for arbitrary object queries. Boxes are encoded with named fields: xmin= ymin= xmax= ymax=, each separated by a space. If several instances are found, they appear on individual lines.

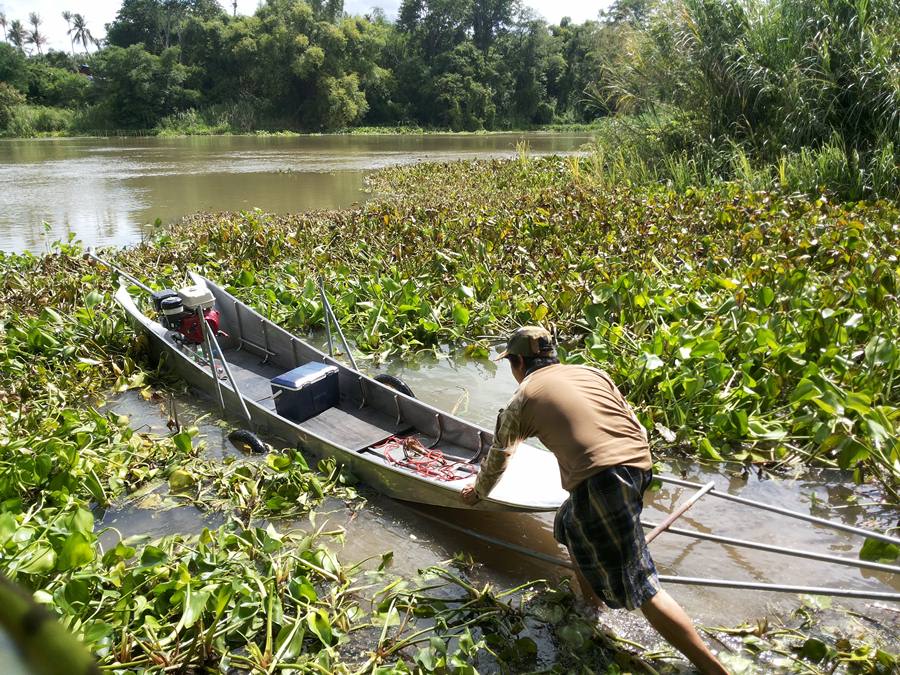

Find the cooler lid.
xmin=271 ymin=362 xmax=339 ymax=391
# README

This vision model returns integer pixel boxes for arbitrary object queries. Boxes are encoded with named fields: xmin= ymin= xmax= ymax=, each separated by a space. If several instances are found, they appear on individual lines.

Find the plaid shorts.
xmin=553 ymin=465 xmax=660 ymax=610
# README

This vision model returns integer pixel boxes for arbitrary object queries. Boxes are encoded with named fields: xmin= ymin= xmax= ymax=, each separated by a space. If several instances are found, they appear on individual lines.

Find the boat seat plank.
xmin=299 ymin=407 xmax=409 ymax=451
xmin=223 ymin=349 xmax=284 ymax=409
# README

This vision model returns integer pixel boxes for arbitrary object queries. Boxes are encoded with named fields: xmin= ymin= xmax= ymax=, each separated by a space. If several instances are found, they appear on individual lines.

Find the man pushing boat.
xmin=461 ymin=326 xmax=728 ymax=674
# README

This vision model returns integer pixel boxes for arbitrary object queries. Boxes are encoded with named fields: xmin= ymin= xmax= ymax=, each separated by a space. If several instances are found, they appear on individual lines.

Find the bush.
xmin=4 ymin=105 xmax=75 ymax=137
xmin=0 ymin=82 xmax=26 ymax=131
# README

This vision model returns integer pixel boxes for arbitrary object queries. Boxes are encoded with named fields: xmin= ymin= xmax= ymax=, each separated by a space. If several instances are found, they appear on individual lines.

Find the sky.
xmin=0 ymin=1 xmax=609 ymax=53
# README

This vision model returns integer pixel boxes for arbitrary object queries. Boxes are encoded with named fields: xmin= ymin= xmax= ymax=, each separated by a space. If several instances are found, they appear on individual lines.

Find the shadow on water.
xmin=103 ymin=345 xmax=899 ymax=639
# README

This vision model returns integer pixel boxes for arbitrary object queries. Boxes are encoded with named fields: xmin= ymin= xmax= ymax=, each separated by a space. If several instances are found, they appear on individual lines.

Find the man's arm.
xmin=461 ymin=395 xmax=524 ymax=504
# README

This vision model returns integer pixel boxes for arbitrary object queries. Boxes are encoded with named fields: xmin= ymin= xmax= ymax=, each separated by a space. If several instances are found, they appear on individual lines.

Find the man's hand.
xmin=460 ymin=484 xmax=480 ymax=505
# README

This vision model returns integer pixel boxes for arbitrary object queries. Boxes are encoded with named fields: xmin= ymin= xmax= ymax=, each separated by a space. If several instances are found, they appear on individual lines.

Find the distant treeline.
xmin=0 ymin=0 xmax=627 ymax=133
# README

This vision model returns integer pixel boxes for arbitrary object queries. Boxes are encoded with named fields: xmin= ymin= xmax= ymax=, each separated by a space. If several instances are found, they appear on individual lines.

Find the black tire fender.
xmin=374 ymin=373 xmax=415 ymax=398
xmin=228 ymin=429 xmax=268 ymax=454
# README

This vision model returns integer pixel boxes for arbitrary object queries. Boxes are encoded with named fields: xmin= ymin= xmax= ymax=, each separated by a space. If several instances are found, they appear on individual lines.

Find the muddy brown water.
xmin=101 ymin=349 xmax=900 ymax=646
xmin=0 ymin=133 xmax=591 ymax=252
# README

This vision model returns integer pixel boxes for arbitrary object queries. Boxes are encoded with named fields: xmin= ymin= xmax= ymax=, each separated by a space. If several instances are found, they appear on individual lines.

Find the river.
xmin=0 ymin=133 xmax=590 ymax=252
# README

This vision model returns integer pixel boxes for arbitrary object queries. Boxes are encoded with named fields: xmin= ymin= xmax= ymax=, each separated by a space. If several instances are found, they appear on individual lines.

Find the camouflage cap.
xmin=494 ymin=325 xmax=555 ymax=361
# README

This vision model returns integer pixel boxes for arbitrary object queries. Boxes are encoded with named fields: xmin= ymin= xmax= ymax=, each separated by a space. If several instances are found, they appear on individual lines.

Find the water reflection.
xmin=0 ymin=133 xmax=591 ymax=252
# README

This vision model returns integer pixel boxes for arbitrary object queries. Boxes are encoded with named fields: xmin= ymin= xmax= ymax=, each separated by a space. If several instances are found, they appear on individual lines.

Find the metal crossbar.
xmin=410 ymin=509 xmax=900 ymax=602
xmin=657 ymin=475 xmax=900 ymax=546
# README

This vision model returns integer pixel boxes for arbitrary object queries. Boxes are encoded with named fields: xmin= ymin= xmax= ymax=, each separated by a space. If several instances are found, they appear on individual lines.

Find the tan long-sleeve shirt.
xmin=473 ymin=364 xmax=651 ymax=499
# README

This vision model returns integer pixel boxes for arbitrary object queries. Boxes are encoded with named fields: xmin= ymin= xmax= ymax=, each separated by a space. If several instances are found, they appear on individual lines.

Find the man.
xmin=461 ymin=326 xmax=727 ymax=675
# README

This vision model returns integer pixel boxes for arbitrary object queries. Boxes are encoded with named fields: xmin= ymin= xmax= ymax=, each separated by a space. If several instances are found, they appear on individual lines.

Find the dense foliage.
xmin=0 ymin=194 xmax=897 ymax=674
xmin=0 ymin=0 xmax=615 ymax=135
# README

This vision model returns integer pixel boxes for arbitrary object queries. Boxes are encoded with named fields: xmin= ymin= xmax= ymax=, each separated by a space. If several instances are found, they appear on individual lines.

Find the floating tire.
xmin=228 ymin=429 xmax=268 ymax=454
xmin=374 ymin=373 xmax=415 ymax=398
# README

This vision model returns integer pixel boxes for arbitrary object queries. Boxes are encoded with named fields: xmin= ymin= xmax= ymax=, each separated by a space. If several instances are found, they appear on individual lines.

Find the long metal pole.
xmin=645 ymin=481 xmax=715 ymax=543
xmin=657 ymin=475 xmax=900 ymax=546
xmin=200 ymin=312 xmax=252 ymax=425
xmin=325 ymin=299 xmax=359 ymax=371
xmin=642 ymin=521 xmax=900 ymax=575
xmin=318 ymin=277 xmax=359 ymax=371
xmin=409 ymin=510 xmax=900 ymax=602
xmin=84 ymin=248 xmax=154 ymax=295
xmin=199 ymin=320 xmax=226 ymax=413
xmin=318 ymin=278 xmax=334 ymax=358
xmin=656 ymin=576 xmax=900 ymax=602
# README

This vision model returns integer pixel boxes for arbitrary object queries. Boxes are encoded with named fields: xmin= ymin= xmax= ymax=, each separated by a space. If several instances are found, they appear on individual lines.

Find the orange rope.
xmin=375 ymin=436 xmax=477 ymax=481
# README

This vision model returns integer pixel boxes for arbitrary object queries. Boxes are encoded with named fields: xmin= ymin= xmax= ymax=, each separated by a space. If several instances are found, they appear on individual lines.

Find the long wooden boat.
xmin=115 ymin=273 xmax=567 ymax=512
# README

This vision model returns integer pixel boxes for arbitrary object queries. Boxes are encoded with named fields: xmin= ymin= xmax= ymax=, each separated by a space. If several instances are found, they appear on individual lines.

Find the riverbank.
xmin=0 ymin=116 xmax=604 ymax=140
xmin=1 ymin=156 xmax=898 ymax=672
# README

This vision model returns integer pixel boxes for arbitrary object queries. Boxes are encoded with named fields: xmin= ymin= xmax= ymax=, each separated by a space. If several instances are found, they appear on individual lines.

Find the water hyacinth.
xmin=0 ymin=157 xmax=898 ymax=673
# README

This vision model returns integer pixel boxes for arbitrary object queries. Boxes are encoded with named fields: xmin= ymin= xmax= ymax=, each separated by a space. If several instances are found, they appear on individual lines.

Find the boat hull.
xmin=116 ymin=285 xmax=567 ymax=512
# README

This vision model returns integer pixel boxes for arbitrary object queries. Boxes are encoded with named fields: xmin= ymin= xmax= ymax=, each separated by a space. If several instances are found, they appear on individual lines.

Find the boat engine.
xmin=152 ymin=285 xmax=221 ymax=345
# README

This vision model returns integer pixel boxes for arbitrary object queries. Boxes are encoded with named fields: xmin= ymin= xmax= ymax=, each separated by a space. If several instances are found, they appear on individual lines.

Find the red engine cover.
xmin=178 ymin=309 xmax=221 ymax=345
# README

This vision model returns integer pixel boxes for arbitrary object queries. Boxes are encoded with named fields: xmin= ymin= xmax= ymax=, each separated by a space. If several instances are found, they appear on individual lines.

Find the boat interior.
xmin=201 ymin=280 xmax=489 ymax=468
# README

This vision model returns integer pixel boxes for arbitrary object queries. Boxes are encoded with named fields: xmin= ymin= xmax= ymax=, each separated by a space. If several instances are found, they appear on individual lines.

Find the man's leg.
xmin=640 ymin=589 xmax=728 ymax=675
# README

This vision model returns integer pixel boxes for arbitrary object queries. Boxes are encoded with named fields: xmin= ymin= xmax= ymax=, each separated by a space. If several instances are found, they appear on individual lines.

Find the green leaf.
xmin=289 ymin=576 xmax=318 ymax=604
xmin=168 ymin=469 xmax=196 ymax=492
xmin=19 ymin=543 xmax=57 ymax=575
xmin=266 ymin=453 xmax=292 ymax=471
xmin=172 ymin=431 xmax=193 ymax=453
xmin=865 ymin=335 xmax=895 ymax=366
xmin=790 ymin=378 xmax=821 ymax=404
xmin=859 ymin=538 xmax=900 ymax=563
xmin=452 ymin=303 xmax=470 ymax=326
xmin=757 ymin=286 xmax=775 ymax=307
xmin=84 ymin=290 xmax=104 ymax=309
xmin=692 ymin=339 xmax=721 ymax=357
xmin=697 ymin=438 xmax=723 ymax=461
xmin=178 ymin=586 xmax=211 ymax=631
xmin=837 ymin=440 xmax=869 ymax=469
xmin=799 ymin=637 xmax=830 ymax=662
xmin=69 ymin=508 xmax=94 ymax=535
xmin=57 ymin=532 xmax=95 ymax=571
xmin=306 ymin=609 xmax=333 ymax=645
xmin=747 ymin=419 xmax=787 ymax=441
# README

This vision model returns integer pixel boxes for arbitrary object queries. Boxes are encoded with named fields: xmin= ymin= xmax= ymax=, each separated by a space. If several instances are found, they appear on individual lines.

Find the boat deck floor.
xmin=224 ymin=348 xmax=411 ymax=452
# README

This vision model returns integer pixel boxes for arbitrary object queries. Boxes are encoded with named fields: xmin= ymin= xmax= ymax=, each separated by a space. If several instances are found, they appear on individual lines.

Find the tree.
xmin=70 ymin=14 xmax=95 ymax=54
xmin=27 ymin=13 xmax=46 ymax=56
xmin=471 ymin=0 xmax=519 ymax=52
xmin=62 ymin=11 xmax=76 ymax=59
xmin=92 ymin=44 xmax=199 ymax=127
xmin=106 ymin=0 xmax=225 ymax=53
xmin=0 ymin=80 xmax=26 ymax=131
xmin=8 ymin=20 xmax=25 ymax=52
xmin=0 ymin=13 xmax=7 ymax=42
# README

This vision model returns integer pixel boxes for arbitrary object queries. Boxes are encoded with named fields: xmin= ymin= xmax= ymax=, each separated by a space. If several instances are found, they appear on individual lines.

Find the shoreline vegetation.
xmin=0 ymin=121 xmax=604 ymax=140
xmin=1 ymin=0 xmax=898 ymax=671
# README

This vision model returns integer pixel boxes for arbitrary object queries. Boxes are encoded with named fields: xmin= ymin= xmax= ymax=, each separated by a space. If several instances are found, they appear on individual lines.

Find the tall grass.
xmin=596 ymin=0 xmax=900 ymax=199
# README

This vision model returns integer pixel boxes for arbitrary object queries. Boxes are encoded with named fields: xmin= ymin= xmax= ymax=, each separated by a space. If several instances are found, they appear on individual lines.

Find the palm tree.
xmin=26 ymin=29 xmax=47 ymax=55
xmin=8 ymin=20 xmax=25 ymax=52
xmin=71 ymin=14 xmax=94 ymax=54
xmin=26 ymin=12 xmax=45 ymax=55
xmin=62 ymin=11 xmax=76 ymax=60
xmin=0 ymin=13 xmax=8 ymax=42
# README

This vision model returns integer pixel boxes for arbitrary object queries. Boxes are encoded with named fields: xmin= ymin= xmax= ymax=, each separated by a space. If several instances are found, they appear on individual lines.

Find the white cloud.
xmin=0 ymin=0 xmax=607 ymax=53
